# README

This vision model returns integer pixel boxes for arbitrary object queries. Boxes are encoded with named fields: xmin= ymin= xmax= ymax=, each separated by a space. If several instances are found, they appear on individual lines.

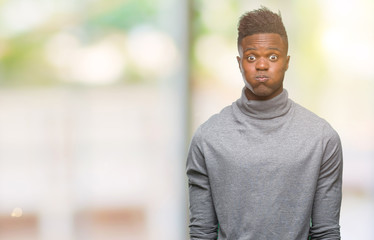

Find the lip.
xmin=255 ymin=75 xmax=269 ymax=82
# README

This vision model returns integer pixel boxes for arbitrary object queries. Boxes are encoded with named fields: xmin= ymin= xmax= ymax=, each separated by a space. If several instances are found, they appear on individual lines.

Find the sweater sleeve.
xmin=186 ymin=127 xmax=218 ymax=240
xmin=309 ymin=127 xmax=343 ymax=239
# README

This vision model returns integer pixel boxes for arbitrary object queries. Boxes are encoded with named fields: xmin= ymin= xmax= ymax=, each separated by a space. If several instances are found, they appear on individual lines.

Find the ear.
xmin=285 ymin=55 xmax=290 ymax=71
xmin=236 ymin=56 xmax=242 ymax=71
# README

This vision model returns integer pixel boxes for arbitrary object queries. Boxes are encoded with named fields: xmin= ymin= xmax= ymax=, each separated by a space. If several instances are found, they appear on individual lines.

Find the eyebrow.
xmin=244 ymin=47 xmax=281 ymax=52
xmin=268 ymin=47 xmax=281 ymax=51
xmin=244 ymin=47 xmax=256 ymax=52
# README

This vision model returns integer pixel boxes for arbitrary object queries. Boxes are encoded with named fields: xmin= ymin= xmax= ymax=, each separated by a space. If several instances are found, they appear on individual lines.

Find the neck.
xmin=237 ymin=87 xmax=291 ymax=119
xmin=244 ymin=86 xmax=284 ymax=101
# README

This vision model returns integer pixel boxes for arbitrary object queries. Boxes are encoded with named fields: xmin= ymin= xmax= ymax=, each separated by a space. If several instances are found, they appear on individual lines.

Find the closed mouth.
xmin=255 ymin=75 xmax=269 ymax=82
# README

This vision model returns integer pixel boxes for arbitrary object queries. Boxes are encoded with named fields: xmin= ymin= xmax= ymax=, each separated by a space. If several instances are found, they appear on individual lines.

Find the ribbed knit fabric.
xmin=186 ymin=88 xmax=343 ymax=240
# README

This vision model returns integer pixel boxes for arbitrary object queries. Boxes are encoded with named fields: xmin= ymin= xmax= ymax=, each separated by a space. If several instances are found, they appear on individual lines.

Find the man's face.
xmin=237 ymin=33 xmax=290 ymax=101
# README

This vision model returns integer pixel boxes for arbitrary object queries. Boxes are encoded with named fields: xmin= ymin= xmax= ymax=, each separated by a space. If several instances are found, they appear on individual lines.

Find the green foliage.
xmin=0 ymin=0 xmax=160 ymax=87
xmin=86 ymin=0 xmax=158 ymax=31
xmin=0 ymin=33 xmax=57 ymax=86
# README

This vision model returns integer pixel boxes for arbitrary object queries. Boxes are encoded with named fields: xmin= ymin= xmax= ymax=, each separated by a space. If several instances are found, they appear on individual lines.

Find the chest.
xmin=203 ymin=128 xmax=323 ymax=182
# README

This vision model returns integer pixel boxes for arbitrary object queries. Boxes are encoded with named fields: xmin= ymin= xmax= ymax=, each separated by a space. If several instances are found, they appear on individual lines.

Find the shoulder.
xmin=292 ymin=101 xmax=325 ymax=124
xmin=199 ymin=104 xmax=235 ymax=135
xmin=190 ymin=103 xmax=235 ymax=144
xmin=291 ymin=100 xmax=340 ymax=143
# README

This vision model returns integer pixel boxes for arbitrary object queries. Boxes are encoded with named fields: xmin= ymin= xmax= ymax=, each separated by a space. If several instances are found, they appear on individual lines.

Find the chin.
xmin=253 ymin=89 xmax=273 ymax=97
xmin=252 ymin=89 xmax=278 ymax=100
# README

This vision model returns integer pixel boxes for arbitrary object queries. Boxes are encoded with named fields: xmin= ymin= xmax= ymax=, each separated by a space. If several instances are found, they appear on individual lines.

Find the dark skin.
xmin=237 ymin=33 xmax=290 ymax=101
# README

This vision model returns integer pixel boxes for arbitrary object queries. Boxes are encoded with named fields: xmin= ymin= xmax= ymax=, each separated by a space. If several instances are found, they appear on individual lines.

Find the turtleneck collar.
xmin=236 ymin=88 xmax=292 ymax=119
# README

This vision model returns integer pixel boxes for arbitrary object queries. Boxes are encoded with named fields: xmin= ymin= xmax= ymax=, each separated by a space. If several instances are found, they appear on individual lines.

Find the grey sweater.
xmin=186 ymin=89 xmax=343 ymax=240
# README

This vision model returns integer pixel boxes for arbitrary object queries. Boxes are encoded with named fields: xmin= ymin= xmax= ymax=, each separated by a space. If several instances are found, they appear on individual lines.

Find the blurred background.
xmin=0 ymin=0 xmax=373 ymax=239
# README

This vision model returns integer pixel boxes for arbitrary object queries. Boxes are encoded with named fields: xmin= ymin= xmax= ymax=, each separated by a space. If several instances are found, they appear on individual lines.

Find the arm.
xmin=309 ymin=129 xmax=343 ymax=239
xmin=186 ymin=127 xmax=218 ymax=240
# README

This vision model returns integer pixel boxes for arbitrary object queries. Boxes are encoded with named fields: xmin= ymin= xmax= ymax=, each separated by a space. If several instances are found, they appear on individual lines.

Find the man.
xmin=186 ymin=7 xmax=343 ymax=240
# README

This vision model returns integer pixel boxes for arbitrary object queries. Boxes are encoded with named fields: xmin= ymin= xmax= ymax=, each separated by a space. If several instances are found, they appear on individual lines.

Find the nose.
xmin=255 ymin=57 xmax=269 ymax=70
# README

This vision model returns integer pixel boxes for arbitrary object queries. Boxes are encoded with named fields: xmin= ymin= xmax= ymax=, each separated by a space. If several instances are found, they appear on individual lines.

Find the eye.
xmin=269 ymin=54 xmax=278 ymax=61
xmin=247 ymin=55 xmax=256 ymax=62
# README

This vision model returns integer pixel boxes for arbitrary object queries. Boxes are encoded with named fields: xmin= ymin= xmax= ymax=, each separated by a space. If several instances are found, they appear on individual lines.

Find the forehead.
xmin=240 ymin=33 xmax=287 ymax=51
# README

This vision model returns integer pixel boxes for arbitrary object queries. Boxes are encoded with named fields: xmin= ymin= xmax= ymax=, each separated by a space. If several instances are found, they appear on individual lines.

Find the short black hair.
xmin=237 ymin=6 xmax=288 ymax=50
